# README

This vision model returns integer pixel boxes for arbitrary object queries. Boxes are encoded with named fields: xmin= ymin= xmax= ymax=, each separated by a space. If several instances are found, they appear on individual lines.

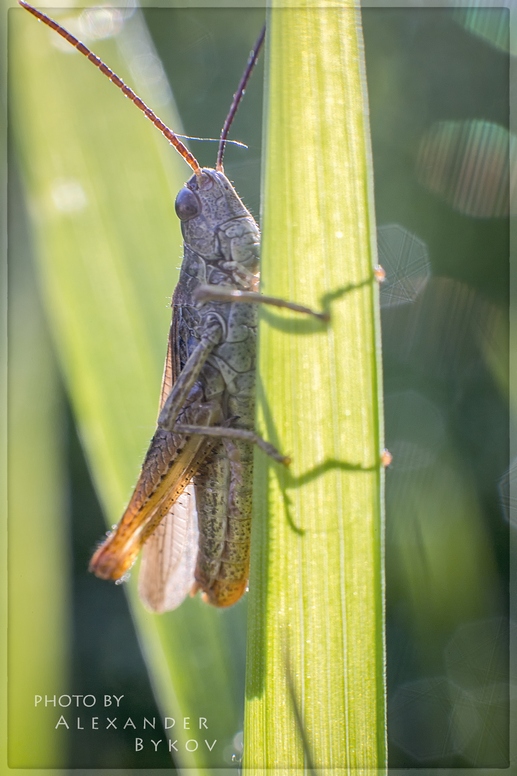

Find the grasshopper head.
xmin=175 ymin=169 xmax=256 ymax=261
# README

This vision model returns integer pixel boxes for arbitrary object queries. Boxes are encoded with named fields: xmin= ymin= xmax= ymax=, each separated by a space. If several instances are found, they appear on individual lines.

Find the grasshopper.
xmin=21 ymin=2 xmax=326 ymax=611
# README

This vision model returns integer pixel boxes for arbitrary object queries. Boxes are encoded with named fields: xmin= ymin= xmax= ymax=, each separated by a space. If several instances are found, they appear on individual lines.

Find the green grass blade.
xmin=244 ymin=4 xmax=386 ymax=771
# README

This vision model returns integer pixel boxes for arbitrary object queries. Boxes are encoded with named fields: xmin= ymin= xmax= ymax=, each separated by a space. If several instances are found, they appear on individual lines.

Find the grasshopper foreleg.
xmin=173 ymin=423 xmax=290 ymax=466
xmin=158 ymin=319 xmax=222 ymax=431
xmin=194 ymin=285 xmax=329 ymax=321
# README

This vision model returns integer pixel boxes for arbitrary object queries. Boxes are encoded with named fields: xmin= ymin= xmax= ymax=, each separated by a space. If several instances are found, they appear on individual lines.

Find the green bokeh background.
xmin=4 ymin=3 xmax=512 ymax=773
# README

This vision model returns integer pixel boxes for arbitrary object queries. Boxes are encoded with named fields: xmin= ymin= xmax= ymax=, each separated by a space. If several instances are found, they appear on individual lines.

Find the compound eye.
xmin=175 ymin=188 xmax=201 ymax=221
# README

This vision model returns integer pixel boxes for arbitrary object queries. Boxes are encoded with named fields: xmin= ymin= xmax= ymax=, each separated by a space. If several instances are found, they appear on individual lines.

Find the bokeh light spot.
xmin=50 ymin=179 xmax=88 ymax=214
xmin=417 ymin=120 xmax=513 ymax=218
xmin=377 ymin=224 xmax=431 ymax=308
xmin=79 ymin=8 xmax=126 ymax=42
xmin=390 ymin=676 xmax=468 ymax=761
xmin=454 ymin=6 xmax=510 ymax=54
xmin=498 ymin=458 xmax=517 ymax=528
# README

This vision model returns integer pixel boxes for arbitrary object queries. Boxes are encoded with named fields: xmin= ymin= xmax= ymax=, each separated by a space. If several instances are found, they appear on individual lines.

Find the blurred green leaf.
xmin=7 ymin=172 xmax=70 ymax=769
xmin=10 ymin=5 xmax=252 ymax=770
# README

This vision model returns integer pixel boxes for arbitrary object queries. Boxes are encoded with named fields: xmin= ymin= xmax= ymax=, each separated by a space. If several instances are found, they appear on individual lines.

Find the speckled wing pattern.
xmin=138 ymin=325 xmax=200 ymax=612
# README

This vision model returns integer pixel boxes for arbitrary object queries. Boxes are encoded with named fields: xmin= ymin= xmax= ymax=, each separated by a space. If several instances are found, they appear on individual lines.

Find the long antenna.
xmin=19 ymin=1 xmax=202 ymax=176
xmin=216 ymin=24 xmax=266 ymax=173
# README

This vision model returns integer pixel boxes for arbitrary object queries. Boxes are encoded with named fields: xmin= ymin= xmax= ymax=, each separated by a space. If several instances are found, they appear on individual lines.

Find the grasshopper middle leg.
xmin=194 ymin=285 xmax=330 ymax=321
xmin=174 ymin=423 xmax=290 ymax=465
